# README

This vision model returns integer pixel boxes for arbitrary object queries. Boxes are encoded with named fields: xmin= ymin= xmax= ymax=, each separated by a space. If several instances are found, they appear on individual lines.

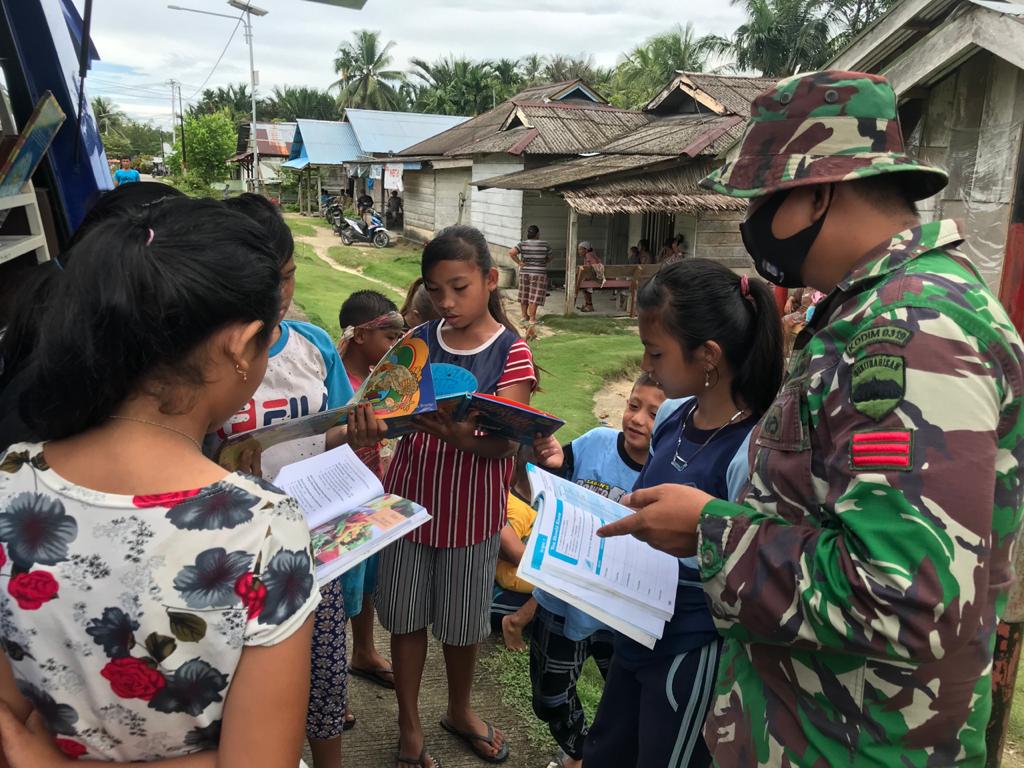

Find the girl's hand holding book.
xmin=597 ymin=484 xmax=713 ymax=557
xmin=413 ymin=410 xmax=477 ymax=450
xmin=348 ymin=403 xmax=388 ymax=448
xmin=532 ymin=434 xmax=563 ymax=469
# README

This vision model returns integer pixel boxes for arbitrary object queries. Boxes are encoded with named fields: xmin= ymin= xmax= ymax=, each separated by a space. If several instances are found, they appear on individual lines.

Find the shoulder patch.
xmin=846 ymin=325 xmax=912 ymax=357
xmin=850 ymin=429 xmax=913 ymax=472
xmin=851 ymin=354 xmax=905 ymax=420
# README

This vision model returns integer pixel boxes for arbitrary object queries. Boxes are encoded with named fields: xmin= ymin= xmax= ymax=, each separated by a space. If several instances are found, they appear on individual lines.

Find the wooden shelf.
xmin=0 ymin=233 xmax=46 ymax=265
xmin=0 ymin=191 xmax=35 ymax=211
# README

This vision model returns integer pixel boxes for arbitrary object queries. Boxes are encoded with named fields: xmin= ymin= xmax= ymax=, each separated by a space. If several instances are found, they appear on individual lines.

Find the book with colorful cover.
xmin=0 ymin=91 xmax=65 ymax=198
xmin=217 ymin=326 xmax=442 ymax=470
xmin=273 ymin=444 xmax=431 ymax=584
xmin=459 ymin=394 xmax=564 ymax=445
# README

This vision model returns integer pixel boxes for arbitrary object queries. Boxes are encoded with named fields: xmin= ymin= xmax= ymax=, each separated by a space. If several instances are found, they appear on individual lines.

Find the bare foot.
xmin=397 ymin=731 xmax=439 ymax=768
xmin=501 ymin=614 xmax=527 ymax=652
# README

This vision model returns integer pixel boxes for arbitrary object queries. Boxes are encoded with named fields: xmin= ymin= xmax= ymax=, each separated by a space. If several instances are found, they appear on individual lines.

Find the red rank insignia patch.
xmin=850 ymin=430 xmax=913 ymax=472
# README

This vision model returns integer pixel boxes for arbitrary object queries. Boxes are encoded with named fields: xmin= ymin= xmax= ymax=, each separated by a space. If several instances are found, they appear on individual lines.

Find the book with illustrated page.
xmin=0 ymin=91 xmax=65 ymax=198
xmin=457 ymin=393 xmax=564 ymax=445
xmin=273 ymin=444 xmax=431 ymax=584
xmin=217 ymin=326 xmax=467 ymax=471
xmin=517 ymin=464 xmax=679 ymax=649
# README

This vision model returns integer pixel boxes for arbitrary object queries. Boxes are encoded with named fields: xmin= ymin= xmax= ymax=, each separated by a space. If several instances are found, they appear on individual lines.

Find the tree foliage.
xmin=264 ymin=86 xmax=340 ymax=121
xmin=332 ymin=30 xmax=406 ymax=111
xmin=168 ymin=110 xmax=237 ymax=189
xmin=189 ymin=83 xmax=254 ymax=125
xmin=613 ymin=24 xmax=726 ymax=108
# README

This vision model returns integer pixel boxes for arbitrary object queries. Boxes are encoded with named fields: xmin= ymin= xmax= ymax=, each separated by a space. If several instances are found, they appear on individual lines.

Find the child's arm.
xmin=498 ymin=524 xmax=526 ymax=566
xmin=532 ymin=434 xmax=564 ymax=469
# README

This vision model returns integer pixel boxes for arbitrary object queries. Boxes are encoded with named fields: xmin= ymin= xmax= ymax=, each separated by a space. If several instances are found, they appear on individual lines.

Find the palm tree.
xmin=90 ymin=96 xmax=125 ymax=135
xmin=829 ymin=0 xmax=897 ymax=47
xmin=331 ymin=30 xmax=406 ymax=111
xmin=189 ymin=84 xmax=253 ymax=124
xmin=267 ymin=86 xmax=340 ymax=121
xmin=519 ymin=54 xmax=545 ymax=87
xmin=410 ymin=57 xmax=500 ymax=116
xmin=615 ymin=23 xmax=726 ymax=108
xmin=729 ymin=0 xmax=833 ymax=77
xmin=491 ymin=58 xmax=522 ymax=103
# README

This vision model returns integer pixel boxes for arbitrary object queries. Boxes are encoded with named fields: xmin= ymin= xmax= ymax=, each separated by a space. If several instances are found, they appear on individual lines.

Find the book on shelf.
xmin=274 ymin=444 xmax=430 ymax=585
xmin=516 ymin=464 xmax=679 ymax=649
xmin=0 ymin=91 xmax=65 ymax=198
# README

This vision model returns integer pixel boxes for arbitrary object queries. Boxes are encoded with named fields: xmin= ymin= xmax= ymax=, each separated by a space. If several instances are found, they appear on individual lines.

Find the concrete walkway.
xmin=302 ymin=623 xmax=552 ymax=768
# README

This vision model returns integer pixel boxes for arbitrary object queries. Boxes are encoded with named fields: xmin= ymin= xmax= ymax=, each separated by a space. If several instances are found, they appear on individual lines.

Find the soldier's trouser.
xmin=583 ymin=637 xmax=721 ymax=768
xmin=529 ymin=606 xmax=613 ymax=760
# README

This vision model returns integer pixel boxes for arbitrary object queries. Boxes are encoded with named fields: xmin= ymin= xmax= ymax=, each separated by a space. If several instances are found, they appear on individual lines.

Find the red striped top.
xmin=384 ymin=336 xmax=537 ymax=548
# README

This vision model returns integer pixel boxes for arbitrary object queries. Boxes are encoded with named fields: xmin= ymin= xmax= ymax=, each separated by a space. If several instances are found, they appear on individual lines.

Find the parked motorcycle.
xmin=336 ymin=211 xmax=391 ymax=248
xmin=320 ymin=195 xmax=344 ymax=227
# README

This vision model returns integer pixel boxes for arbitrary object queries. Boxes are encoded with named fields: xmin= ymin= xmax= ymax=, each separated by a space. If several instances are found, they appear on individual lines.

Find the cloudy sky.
xmin=80 ymin=0 xmax=745 ymax=128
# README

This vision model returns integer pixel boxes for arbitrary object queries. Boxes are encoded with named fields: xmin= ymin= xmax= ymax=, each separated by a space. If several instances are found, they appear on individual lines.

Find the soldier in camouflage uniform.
xmin=599 ymin=71 xmax=1024 ymax=766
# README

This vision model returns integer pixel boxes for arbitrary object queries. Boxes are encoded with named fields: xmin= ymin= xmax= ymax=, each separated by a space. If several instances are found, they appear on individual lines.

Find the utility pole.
xmin=177 ymin=83 xmax=187 ymax=171
xmin=241 ymin=9 xmax=261 ymax=192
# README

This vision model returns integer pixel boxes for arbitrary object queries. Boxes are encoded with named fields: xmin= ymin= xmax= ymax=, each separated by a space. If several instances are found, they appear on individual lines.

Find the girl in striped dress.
xmin=353 ymin=225 xmax=537 ymax=768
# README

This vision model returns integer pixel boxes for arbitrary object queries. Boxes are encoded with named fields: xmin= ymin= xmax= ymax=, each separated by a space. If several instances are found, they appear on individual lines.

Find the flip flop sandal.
xmin=397 ymin=747 xmax=443 ymax=768
xmin=348 ymin=664 xmax=396 ymax=689
xmin=440 ymin=718 xmax=509 ymax=764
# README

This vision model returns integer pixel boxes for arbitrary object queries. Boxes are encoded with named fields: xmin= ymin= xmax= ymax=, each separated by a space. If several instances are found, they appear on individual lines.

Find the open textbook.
xmin=517 ymin=464 xmax=679 ymax=648
xmin=273 ymin=445 xmax=431 ymax=585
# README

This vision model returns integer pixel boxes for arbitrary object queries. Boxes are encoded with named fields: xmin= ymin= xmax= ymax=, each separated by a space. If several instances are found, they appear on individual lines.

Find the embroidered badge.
xmin=851 ymin=354 xmax=905 ymax=420
xmin=846 ymin=325 xmax=913 ymax=357
xmin=850 ymin=430 xmax=913 ymax=472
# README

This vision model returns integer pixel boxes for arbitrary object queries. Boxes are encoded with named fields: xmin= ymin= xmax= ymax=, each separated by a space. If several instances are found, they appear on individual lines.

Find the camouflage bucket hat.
xmin=700 ymin=70 xmax=948 ymax=200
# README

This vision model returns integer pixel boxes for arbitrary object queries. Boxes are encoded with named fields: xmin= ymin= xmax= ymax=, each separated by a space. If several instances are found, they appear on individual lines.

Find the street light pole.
xmin=168 ymin=1 xmax=267 ymax=192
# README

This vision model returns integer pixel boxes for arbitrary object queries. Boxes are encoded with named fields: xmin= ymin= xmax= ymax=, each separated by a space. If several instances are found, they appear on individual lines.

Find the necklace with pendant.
xmin=671 ymin=406 xmax=746 ymax=471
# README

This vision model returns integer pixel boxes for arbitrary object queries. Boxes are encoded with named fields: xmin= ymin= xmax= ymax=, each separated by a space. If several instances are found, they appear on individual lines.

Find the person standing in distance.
xmin=598 ymin=70 xmax=1024 ymax=766
xmin=113 ymin=158 xmax=140 ymax=186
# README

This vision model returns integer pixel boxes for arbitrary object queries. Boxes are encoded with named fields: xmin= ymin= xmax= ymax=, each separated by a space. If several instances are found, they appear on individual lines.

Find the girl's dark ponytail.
xmin=20 ymin=198 xmax=281 ymax=440
xmin=637 ymin=259 xmax=783 ymax=417
xmin=733 ymin=274 xmax=784 ymax=415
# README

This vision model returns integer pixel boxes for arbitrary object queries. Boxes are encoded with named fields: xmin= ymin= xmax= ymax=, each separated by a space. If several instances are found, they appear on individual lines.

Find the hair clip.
xmin=146 ymin=228 xmax=155 ymax=246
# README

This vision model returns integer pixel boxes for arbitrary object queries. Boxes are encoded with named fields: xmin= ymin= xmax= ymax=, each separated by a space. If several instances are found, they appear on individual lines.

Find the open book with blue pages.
xmin=517 ymin=464 xmax=680 ymax=649
xmin=273 ymin=444 xmax=430 ymax=585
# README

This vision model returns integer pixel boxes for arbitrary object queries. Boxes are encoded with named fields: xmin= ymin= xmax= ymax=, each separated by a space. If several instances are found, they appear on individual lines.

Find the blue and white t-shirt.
xmin=533 ymin=427 xmax=644 ymax=640
xmin=217 ymin=321 xmax=353 ymax=482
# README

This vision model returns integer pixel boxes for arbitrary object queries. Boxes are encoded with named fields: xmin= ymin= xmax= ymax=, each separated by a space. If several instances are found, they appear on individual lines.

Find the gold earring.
xmin=235 ymin=364 xmax=248 ymax=382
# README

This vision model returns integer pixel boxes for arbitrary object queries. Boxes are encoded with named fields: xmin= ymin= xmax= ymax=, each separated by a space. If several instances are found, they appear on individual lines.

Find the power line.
xmin=190 ymin=12 xmax=245 ymax=99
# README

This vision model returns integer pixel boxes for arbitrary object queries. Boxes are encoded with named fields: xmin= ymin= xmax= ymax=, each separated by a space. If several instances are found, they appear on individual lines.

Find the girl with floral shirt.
xmin=0 ymin=199 xmax=326 ymax=767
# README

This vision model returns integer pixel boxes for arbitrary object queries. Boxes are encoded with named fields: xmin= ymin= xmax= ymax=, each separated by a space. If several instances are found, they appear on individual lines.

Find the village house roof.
xmin=561 ymin=161 xmax=745 ymax=216
xmin=645 ymin=72 xmax=775 ymax=116
xmin=398 ymin=78 xmax=625 ymax=157
xmin=229 ymin=121 xmax=297 ymax=163
xmin=283 ymin=119 xmax=365 ymax=169
xmin=345 ymin=108 xmax=468 ymax=155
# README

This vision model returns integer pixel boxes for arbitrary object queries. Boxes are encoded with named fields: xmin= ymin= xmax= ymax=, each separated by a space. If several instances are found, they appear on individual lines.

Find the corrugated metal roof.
xmin=345 ymin=108 xmax=468 ymax=155
xmin=476 ymin=154 xmax=675 ymax=190
xmin=234 ymin=122 xmax=297 ymax=158
xmin=288 ymin=119 xmax=365 ymax=166
xmin=399 ymin=80 xmax=609 ymax=157
xmin=448 ymin=103 xmax=650 ymax=156
xmin=646 ymin=72 xmax=775 ymax=116
xmin=596 ymin=114 xmax=743 ymax=157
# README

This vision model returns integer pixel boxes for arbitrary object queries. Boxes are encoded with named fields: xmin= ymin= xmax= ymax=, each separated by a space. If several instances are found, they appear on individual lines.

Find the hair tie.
xmin=740 ymin=275 xmax=756 ymax=307
xmin=146 ymin=228 xmax=155 ymax=246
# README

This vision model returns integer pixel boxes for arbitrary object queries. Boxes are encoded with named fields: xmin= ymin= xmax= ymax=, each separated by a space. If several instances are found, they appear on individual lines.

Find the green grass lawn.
xmin=327 ymin=243 xmax=423 ymax=293
xmin=286 ymin=219 xmax=318 ymax=238
xmin=291 ymin=243 xmax=395 ymax=340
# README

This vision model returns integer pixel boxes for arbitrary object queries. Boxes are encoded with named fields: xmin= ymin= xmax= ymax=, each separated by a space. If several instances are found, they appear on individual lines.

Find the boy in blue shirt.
xmin=530 ymin=373 xmax=664 ymax=768
xmin=114 ymin=158 xmax=141 ymax=186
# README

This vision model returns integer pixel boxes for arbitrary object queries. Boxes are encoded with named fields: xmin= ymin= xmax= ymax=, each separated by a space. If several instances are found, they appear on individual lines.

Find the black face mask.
xmin=739 ymin=186 xmax=834 ymax=288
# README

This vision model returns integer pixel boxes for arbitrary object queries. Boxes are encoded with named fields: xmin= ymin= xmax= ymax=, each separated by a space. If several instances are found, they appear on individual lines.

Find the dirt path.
xmin=592 ymin=374 xmax=637 ymax=425
xmin=294 ymin=227 xmax=407 ymax=298
xmin=302 ymin=624 xmax=551 ymax=768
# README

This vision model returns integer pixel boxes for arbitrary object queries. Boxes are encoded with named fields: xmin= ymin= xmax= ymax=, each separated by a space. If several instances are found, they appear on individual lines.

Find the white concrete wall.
xmin=471 ymin=154 xmax=525 ymax=260
xmin=522 ymin=191 xmax=570 ymax=272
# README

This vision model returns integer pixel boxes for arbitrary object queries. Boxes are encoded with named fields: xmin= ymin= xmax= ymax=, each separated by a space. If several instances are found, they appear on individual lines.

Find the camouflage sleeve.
xmin=696 ymin=306 xmax=1020 ymax=661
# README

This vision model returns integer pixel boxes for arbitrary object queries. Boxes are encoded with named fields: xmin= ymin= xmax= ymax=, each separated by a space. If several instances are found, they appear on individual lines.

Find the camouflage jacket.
xmin=696 ymin=220 xmax=1024 ymax=767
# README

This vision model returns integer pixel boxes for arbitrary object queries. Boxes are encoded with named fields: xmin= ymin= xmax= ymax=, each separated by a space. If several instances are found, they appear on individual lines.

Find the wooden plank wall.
xmin=403 ymin=168 xmax=435 ymax=242
xmin=471 ymin=155 xmax=525 ymax=259
xmin=434 ymin=167 xmax=472 ymax=232
xmin=695 ymin=211 xmax=749 ymax=271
